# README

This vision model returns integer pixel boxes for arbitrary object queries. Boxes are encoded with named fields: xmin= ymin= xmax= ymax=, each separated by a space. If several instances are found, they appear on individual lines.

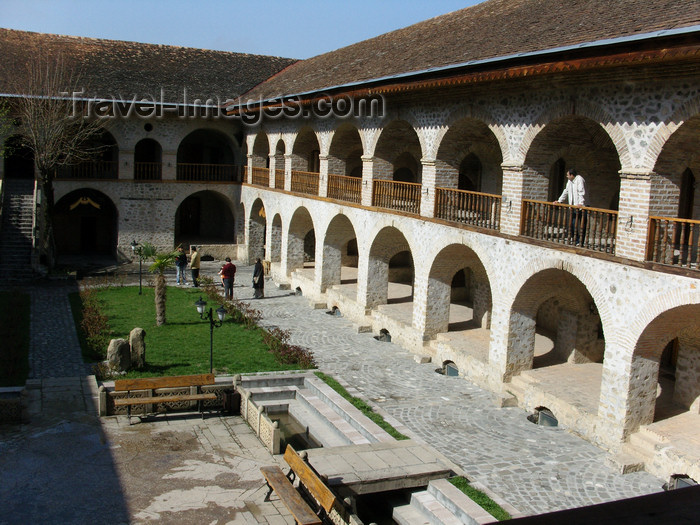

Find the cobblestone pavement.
xmin=229 ymin=265 xmax=665 ymax=516
xmin=3 ymin=262 xmax=665 ymax=521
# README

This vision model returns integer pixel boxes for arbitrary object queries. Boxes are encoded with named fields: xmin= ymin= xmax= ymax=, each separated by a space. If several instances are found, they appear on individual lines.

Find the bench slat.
xmin=114 ymin=393 xmax=217 ymax=407
xmin=260 ymin=466 xmax=322 ymax=525
xmin=114 ymin=373 xmax=215 ymax=391
xmin=284 ymin=445 xmax=337 ymax=513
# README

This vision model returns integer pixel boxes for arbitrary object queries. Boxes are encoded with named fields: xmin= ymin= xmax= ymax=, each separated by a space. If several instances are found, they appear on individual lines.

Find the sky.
xmin=1 ymin=0 xmax=482 ymax=59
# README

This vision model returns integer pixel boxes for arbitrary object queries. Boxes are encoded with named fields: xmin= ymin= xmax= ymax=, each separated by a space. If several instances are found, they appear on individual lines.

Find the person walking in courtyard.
xmin=253 ymin=257 xmax=265 ymax=298
xmin=219 ymin=257 xmax=236 ymax=300
xmin=190 ymin=246 xmax=201 ymax=287
xmin=554 ymin=168 xmax=588 ymax=246
xmin=175 ymin=246 xmax=188 ymax=285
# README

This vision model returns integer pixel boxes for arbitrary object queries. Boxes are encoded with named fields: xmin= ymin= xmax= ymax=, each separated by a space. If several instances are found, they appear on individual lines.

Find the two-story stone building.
xmin=1 ymin=0 xmax=699 ymax=482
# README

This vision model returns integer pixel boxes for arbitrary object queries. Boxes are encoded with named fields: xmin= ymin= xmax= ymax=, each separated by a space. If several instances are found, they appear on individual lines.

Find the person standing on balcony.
xmin=555 ymin=168 xmax=588 ymax=246
xmin=190 ymin=246 xmax=201 ymax=287
xmin=175 ymin=246 xmax=188 ymax=285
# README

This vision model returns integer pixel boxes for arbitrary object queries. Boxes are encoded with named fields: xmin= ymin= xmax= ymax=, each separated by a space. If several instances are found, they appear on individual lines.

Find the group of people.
xmin=175 ymin=245 xmax=201 ymax=287
xmin=176 ymin=246 xmax=265 ymax=299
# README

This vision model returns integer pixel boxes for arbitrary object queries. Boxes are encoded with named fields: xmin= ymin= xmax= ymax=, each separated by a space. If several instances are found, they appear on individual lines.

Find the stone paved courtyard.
xmin=0 ymin=261 xmax=666 ymax=523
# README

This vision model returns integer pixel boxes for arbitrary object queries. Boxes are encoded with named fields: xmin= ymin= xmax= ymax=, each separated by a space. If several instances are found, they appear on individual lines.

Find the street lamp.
xmin=130 ymin=240 xmax=143 ymax=295
xmin=195 ymin=297 xmax=226 ymax=373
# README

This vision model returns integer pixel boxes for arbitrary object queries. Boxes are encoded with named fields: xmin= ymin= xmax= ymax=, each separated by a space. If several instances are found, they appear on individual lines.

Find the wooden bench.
xmin=261 ymin=444 xmax=337 ymax=525
xmin=113 ymin=373 xmax=217 ymax=424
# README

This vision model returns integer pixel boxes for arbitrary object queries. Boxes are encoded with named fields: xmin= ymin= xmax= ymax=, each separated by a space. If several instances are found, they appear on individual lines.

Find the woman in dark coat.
xmin=253 ymin=258 xmax=265 ymax=298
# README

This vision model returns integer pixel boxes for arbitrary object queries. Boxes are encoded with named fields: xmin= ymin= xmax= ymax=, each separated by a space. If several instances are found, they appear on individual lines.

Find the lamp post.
xmin=195 ymin=297 xmax=226 ymax=373
xmin=130 ymin=240 xmax=143 ymax=295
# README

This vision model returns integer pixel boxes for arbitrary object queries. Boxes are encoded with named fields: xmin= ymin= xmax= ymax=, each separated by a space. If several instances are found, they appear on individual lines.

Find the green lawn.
xmin=73 ymin=286 xmax=307 ymax=377
xmin=0 ymin=291 xmax=30 ymax=386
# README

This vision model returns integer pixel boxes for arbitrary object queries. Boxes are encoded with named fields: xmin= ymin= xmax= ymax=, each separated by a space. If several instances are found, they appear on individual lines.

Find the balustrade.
xmin=327 ymin=173 xmax=362 ymax=204
xmin=176 ymin=163 xmax=241 ymax=182
xmin=372 ymin=179 xmax=421 ymax=215
xmin=434 ymin=187 xmax=501 ymax=230
xmin=134 ymin=162 xmax=162 ymax=181
xmin=53 ymin=161 xmax=118 ymax=180
xmin=251 ymin=167 xmax=270 ymax=187
xmin=647 ymin=216 xmax=700 ymax=268
xmin=290 ymin=170 xmax=320 ymax=196
xmin=274 ymin=169 xmax=286 ymax=189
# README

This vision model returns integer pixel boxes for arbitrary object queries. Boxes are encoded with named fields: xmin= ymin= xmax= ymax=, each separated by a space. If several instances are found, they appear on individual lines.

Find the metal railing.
xmin=434 ymin=187 xmax=501 ymax=230
xmin=372 ymin=179 xmax=421 ymax=215
xmin=134 ymin=162 xmax=162 ymax=181
xmin=251 ymin=167 xmax=270 ymax=187
xmin=290 ymin=170 xmax=320 ymax=196
xmin=328 ymin=173 xmax=362 ymax=204
xmin=54 ymin=161 xmax=118 ymax=180
xmin=647 ymin=216 xmax=700 ymax=268
xmin=274 ymin=169 xmax=286 ymax=189
xmin=177 ymin=163 xmax=241 ymax=182
xmin=521 ymin=200 xmax=618 ymax=254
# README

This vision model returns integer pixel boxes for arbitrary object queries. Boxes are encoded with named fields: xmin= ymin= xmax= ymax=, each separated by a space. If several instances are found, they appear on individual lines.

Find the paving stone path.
xmin=10 ymin=263 xmax=665 ymax=519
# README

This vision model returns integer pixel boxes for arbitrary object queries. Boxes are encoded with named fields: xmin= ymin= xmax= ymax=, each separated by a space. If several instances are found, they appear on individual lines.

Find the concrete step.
xmin=428 ymin=479 xmax=498 ymax=524
xmin=295 ymin=388 xmax=369 ymax=446
xmin=393 ymin=502 xmax=431 ymax=525
xmin=606 ymin=448 xmax=646 ymax=474
xmin=629 ymin=428 xmax=663 ymax=455
xmin=410 ymin=490 xmax=464 ymax=525
xmin=243 ymin=384 xmax=298 ymax=402
xmin=239 ymin=373 xmax=307 ymax=390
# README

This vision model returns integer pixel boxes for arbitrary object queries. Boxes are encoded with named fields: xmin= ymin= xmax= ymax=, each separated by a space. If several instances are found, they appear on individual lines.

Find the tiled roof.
xmin=0 ymin=28 xmax=298 ymax=104
xmin=241 ymin=0 xmax=700 ymax=101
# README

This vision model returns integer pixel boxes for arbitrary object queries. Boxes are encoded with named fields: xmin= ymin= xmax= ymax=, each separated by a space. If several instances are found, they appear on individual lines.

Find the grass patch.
xmin=0 ymin=291 xmax=30 ymax=386
xmin=448 ymin=476 xmax=511 ymax=521
xmin=71 ymin=285 xmax=311 ymax=377
xmin=314 ymin=371 xmax=408 ymax=440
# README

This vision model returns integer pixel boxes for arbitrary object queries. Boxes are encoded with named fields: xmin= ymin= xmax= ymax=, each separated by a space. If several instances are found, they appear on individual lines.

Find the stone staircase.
xmin=0 ymin=179 xmax=37 ymax=282
xmin=608 ymin=425 xmax=671 ymax=475
xmin=393 ymin=479 xmax=497 ymax=525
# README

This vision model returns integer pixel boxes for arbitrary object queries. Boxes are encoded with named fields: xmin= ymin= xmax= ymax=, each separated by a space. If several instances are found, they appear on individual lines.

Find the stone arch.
xmin=176 ymin=128 xmax=237 ymax=180
xmin=174 ymin=190 xmax=236 ymax=246
xmin=374 ymin=119 xmax=422 ymax=182
xmin=435 ymin=115 xmax=504 ymax=195
xmin=54 ymin=188 xmax=118 ymax=259
xmin=328 ymin=122 xmax=363 ymax=178
xmin=291 ymin=126 xmax=320 ymax=173
xmin=425 ymin=243 xmax=492 ymax=337
xmin=644 ymin=93 xmax=700 ymax=172
xmin=251 ymin=132 xmax=270 ymax=168
xmin=287 ymin=206 xmax=315 ymax=276
xmin=320 ymin=214 xmax=359 ymax=296
xmin=505 ymin=265 xmax=603 ymax=379
xmin=523 ymin=112 xmax=622 ymax=210
xmin=269 ymin=213 xmax=283 ymax=263
xmin=366 ymin=226 xmax=412 ymax=309
xmin=134 ymin=138 xmax=162 ymax=180
xmin=272 ymin=138 xmax=286 ymax=187
xmin=248 ymin=198 xmax=266 ymax=261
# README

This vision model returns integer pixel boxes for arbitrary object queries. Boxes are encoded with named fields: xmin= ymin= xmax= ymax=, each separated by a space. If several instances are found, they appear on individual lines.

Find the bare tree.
xmin=13 ymin=54 xmax=109 ymax=266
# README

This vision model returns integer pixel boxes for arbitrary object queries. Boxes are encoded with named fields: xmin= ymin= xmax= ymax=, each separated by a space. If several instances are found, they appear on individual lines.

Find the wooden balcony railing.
xmin=274 ymin=169 xmax=286 ymax=189
xmin=250 ymin=167 xmax=270 ymax=187
xmin=134 ymin=162 xmax=162 ymax=181
xmin=434 ymin=187 xmax=501 ymax=230
xmin=328 ymin=173 xmax=362 ymax=204
xmin=290 ymin=170 xmax=320 ymax=196
xmin=372 ymin=180 xmax=421 ymax=215
xmin=177 ymin=163 xmax=241 ymax=182
xmin=521 ymin=200 xmax=618 ymax=254
xmin=54 ymin=161 xmax=118 ymax=180
xmin=647 ymin=216 xmax=700 ymax=268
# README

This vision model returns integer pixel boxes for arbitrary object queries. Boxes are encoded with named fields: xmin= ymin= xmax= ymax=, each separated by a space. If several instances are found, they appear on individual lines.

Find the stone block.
xmin=107 ymin=338 xmax=131 ymax=372
xmin=129 ymin=327 xmax=146 ymax=369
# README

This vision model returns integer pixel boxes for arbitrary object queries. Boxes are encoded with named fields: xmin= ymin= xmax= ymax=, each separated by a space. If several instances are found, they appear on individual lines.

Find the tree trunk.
xmin=38 ymin=170 xmax=56 ymax=268
xmin=155 ymin=273 xmax=166 ymax=325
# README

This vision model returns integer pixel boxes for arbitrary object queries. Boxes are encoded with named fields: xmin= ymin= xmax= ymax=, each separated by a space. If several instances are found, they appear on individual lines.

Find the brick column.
xmin=284 ymin=154 xmax=292 ymax=192
xmin=419 ymin=158 xmax=436 ymax=218
xmin=119 ymin=150 xmax=134 ymax=180
xmin=614 ymin=171 xmax=653 ymax=261
xmin=318 ymin=154 xmax=329 ymax=198
xmin=361 ymin=155 xmax=373 ymax=207
xmin=499 ymin=165 xmax=525 ymax=236
xmin=268 ymin=154 xmax=277 ymax=188
xmin=162 ymin=151 xmax=177 ymax=181
xmin=246 ymin=154 xmax=253 ymax=184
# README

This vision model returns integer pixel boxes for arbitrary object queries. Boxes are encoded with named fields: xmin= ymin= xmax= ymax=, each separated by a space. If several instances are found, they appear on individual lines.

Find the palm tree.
xmin=141 ymin=243 xmax=177 ymax=326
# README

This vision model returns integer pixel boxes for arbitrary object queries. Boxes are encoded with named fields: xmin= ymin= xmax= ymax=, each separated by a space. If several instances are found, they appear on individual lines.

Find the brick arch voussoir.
xmin=436 ymin=104 xmax=508 ymax=162
xmin=646 ymin=95 xmax=700 ymax=172
xmin=629 ymin=290 xmax=700 ymax=359
xmin=427 ymin=242 xmax=489 ymax=285
xmin=519 ymin=99 xmax=626 ymax=168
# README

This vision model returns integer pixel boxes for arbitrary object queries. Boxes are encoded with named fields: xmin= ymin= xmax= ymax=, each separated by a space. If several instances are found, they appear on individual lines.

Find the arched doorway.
xmin=174 ymin=191 xmax=236 ymax=246
xmin=176 ymin=129 xmax=236 ymax=181
xmin=54 ymin=189 xmax=118 ymax=260
xmin=134 ymin=138 xmax=162 ymax=181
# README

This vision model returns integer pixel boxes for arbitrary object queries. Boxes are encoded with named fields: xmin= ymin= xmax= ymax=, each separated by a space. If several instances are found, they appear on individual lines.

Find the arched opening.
xmin=54 ymin=130 xmax=119 ymax=180
xmin=134 ymin=138 xmax=162 ymax=181
xmin=321 ymin=214 xmax=358 ymax=297
xmin=374 ymin=120 xmax=422 ymax=182
xmin=3 ymin=135 xmax=34 ymax=179
xmin=365 ymin=226 xmax=413 ymax=311
xmin=177 ymin=129 xmax=236 ymax=181
xmin=252 ymin=133 xmax=270 ymax=168
xmin=248 ymin=199 xmax=266 ymax=262
xmin=273 ymin=139 xmax=286 ymax=189
xmin=54 ymin=189 xmax=118 ymax=261
xmin=174 ymin=190 xmax=235 ymax=246
xmin=270 ymin=214 xmax=283 ymax=263
xmin=287 ymin=207 xmax=315 ymax=277
xmin=458 ymin=153 xmax=482 ymax=192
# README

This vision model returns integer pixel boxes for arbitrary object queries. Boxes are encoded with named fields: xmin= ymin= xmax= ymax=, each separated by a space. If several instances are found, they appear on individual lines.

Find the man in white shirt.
xmin=554 ymin=168 xmax=588 ymax=246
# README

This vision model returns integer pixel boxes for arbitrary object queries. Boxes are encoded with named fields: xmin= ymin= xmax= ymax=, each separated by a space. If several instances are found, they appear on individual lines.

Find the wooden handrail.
xmin=274 ymin=169 xmax=286 ymax=189
xmin=372 ymin=179 xmax=421 ymax=215
xmin=251 ymin=167 xmax=270 ymax=187
xmin=328 ymin=173 xmax=362 ymax=204
xmin=521 ymin=199 xmax=618 ymax=253
xmin=434 ymin=187 xmax=501 ymax=230
xmin=54 ymin=161 xmax=119 ymax=180
xmin=646 ymin=216 xmax=700 ymax=268
xmin=177 ymin=163 xmax=241 ymax=182
xmin=290 ymin=170 xmax=320 ymax=196
xmin=134 ymin=162 xmax=162 ymax=181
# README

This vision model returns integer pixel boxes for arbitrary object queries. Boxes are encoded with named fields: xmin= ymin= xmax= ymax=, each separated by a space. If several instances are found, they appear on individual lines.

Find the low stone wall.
xmin=192 ymin=244 xmax=242 ymax=263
